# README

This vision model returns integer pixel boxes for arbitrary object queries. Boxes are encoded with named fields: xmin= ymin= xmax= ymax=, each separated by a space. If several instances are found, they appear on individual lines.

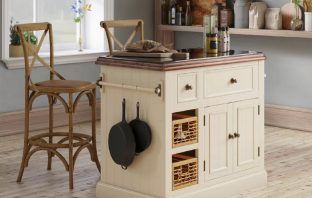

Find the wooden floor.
xmin=1 ymin=123 xmax=312 ymax=198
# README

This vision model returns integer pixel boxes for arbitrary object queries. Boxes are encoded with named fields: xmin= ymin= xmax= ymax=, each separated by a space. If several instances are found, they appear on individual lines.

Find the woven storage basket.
xmin=172 ymin=114 xmax=198 ymax=148
xmin=172 ymin=154 xmax=198 ymax=191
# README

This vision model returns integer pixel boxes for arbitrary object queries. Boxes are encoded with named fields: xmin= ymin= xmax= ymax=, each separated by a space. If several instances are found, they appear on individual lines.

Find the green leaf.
xmin=74 ymin=17 xmax=81 ymax=23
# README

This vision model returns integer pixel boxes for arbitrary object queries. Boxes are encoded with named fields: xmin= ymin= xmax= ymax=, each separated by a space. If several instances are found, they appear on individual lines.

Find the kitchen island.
xmin=96 ymin=49 xmax=267 ymax=198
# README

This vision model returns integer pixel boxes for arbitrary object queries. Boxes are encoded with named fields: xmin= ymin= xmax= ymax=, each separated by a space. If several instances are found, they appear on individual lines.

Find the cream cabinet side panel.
xmin=258 ymin=60 xmax=265 ymax=166
xmin=99 ymin=66 xmax=166 ymax=197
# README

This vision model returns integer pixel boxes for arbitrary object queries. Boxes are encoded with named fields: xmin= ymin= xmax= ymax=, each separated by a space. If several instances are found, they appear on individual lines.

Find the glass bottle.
xmin=161 ymin=0 xmax=168 ymax=25
xmin=203 ymin=15 xmax=216 ymax=53
xmin=185 ymin=1 xmax=192 ymax=26
xmin=168 ymin=0 xmax=177 ymax=25
xmin=176 ymin=6 xmax=183 ymax=25
xmin=212 ymin=1 xmax=222 ymax=29
xmin=218 ymin=27 xmax=225 ymax=53
xmin=226 ymin=27 xmax=231 ymax=52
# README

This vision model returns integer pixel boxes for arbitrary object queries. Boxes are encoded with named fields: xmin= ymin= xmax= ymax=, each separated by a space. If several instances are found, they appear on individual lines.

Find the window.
xmin=1 ymin=0 xmax=114 ymax=68
xmin=9 ymin=0 xmax=77 ymax=51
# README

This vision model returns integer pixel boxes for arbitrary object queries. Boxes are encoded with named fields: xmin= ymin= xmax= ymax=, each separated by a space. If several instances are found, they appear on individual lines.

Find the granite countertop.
xmin=96 ymin=48 xmax=266 ymax=71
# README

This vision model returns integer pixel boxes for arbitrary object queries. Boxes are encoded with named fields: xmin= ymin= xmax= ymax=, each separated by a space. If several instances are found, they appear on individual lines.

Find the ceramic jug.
xmin=234 ymin=0 xmax=251 ymax=28
xmin=249 ymin=2 xmax=267 ymax=29
xmin=265 ymin=8 xmax=282 ymax=30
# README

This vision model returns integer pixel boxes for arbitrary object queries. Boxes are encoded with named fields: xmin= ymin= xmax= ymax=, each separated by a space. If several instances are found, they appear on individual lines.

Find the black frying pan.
xmin=108 ymin=99 xmax=136 ymax=169
xmin=129 ymin=102 xmax=152 ymax=153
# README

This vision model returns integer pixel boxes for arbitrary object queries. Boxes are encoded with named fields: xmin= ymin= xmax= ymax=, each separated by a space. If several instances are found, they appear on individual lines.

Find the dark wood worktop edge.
xmin=96 ymin=53 xmax=266 ymax=71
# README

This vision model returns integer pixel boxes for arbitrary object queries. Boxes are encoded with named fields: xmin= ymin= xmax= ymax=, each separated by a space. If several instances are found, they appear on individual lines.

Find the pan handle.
xmin=136 ymin=102 xmax=140 ymax=119
xmin=122 ymin=99 xmax=126 ymax=121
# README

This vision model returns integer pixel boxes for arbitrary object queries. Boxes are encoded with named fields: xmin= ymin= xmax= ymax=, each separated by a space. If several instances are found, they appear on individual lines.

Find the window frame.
xmin=1 ymin=0 xmax=114 ymax=69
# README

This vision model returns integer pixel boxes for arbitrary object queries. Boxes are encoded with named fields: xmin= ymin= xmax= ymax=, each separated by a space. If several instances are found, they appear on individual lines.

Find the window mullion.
xmin=33 ymin=0 xmax=37 ymax=22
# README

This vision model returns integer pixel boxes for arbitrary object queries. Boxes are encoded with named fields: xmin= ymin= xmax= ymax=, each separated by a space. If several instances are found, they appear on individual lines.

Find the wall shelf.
xmin=159 ymin=25 xmax=312 ymax=39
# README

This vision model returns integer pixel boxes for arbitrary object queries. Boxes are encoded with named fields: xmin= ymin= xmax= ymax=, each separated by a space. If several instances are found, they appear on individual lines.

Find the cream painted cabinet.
xmin=204 ymin=99 xmax=261 ymax=181
xmin=96 ymin=54 xmax=267 ymax=198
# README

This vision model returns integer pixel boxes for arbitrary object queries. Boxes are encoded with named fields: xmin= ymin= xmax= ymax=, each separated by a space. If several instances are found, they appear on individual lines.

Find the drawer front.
xmin=177 ymin=73 xmax=198 ymax=103
xmin=204 ymin=65 xmax=257 ymax=98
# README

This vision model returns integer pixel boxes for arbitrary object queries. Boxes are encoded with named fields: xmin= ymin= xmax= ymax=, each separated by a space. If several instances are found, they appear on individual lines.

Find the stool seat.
xmin=33 ymin=80 xmax=96 ymax=93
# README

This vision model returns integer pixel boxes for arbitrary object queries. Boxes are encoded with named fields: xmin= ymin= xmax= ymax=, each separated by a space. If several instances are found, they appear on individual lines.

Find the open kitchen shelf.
xmin=159 ymin=25 xmax=312 ymax=39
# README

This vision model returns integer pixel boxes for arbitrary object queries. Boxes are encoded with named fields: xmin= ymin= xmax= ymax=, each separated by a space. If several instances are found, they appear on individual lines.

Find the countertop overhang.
xmin=95 ymin=50 xmax=266 ymax=71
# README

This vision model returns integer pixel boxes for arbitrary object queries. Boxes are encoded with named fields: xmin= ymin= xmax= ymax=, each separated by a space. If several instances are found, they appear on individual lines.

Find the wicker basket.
xmin=172 ymin=114 xmax=198 ymax=148
xmin=172 ymin=154 xmax=198 ymax=191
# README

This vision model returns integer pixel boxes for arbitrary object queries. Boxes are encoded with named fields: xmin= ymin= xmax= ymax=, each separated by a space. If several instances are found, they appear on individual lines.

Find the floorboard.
xmin=1 ymin=123 xmax=312 ymax=197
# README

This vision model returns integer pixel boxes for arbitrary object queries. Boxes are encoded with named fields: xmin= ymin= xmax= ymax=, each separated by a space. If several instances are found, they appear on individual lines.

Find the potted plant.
xmin=9 ymin=18 xmax=38 ymax=57
xmin=9 ymin=18 xmax=23 ymax=57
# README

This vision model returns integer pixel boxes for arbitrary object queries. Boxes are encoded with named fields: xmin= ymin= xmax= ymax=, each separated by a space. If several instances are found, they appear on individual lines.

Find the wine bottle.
xmin=176 ymin=6 xmax=182 ymax=26
xmin=185 ymin=1 xmax=192 ymax=26
xmin=169 ymin=0 xmax=176 ymax=25
xmin=161 ymin=0 xmax=168 ymax=25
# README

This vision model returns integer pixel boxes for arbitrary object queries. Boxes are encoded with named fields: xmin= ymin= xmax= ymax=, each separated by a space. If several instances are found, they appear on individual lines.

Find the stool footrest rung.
xmin=29 ymin=132 xmax=92 ymax=149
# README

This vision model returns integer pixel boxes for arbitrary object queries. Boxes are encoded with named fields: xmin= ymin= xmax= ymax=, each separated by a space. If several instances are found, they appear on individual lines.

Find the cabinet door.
xmin=233 ymin=99 xmax=260 ymax=172
xmin=205 ymin=104 xmax=233 ymax=180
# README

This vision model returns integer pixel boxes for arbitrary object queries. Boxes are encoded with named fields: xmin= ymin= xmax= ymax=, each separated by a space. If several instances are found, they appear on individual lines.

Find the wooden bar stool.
xmin=15 ymin=22 xmax=100 ymax=189
xmin=100 ymin=19 xmax=144 ymax=55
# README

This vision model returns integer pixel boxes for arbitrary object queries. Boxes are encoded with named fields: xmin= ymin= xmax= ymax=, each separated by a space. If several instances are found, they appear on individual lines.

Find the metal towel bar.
xmin=97 ymin=79 xmax=162 ymax=97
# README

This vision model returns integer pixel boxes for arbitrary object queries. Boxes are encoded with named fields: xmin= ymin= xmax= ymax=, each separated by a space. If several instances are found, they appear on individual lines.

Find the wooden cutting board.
xmin=112 ymin=51 xmax=174 ymax=58
xmin=281 ymin=3 xmax=303 ymax=30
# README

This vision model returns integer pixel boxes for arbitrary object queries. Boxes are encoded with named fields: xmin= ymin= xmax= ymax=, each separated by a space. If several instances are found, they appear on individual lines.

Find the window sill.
xmin=1 ymin=49 xmax=108 ymax=70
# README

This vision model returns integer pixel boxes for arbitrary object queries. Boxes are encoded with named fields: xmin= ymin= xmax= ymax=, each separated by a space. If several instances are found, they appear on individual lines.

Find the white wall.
xmin=0 ymin=0 xmax=155 ymax=113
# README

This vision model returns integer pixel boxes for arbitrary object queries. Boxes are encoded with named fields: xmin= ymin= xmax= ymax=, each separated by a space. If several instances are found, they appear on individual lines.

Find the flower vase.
xmin=78 ymin=21 xmax=83 ymax=52
xmin=291 ymin=5 xmax=303 ymax=31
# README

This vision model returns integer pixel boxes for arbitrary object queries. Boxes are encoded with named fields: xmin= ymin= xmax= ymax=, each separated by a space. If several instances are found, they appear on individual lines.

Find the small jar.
xmin=206 ymin=33 xmax=218 ymax=54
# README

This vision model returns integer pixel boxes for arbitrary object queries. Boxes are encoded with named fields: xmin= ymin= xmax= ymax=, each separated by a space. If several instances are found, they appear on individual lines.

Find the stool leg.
xmin=91 ymin=89 xmax=101 ymax=172
xmin=47 ymin=96 xmax=54 ymax=170
xmin=68 ymin=93 xmax=74 ymax=189
xmin=17 ymin=91 xmax=31 ymax=182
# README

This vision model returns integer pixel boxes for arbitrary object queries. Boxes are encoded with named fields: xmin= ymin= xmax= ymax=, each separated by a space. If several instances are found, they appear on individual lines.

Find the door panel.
xmin=205 ymin=104 xmax=233 ymax=180
xmin=233 ymin=99 xmax=260 ymax=172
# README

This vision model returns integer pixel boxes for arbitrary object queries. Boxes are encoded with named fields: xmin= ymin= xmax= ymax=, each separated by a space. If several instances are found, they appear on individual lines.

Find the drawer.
xmin=177 ymin=73 xmax=198 ymax=103
xmin=204 ymin=65 xmax=258 ymax=98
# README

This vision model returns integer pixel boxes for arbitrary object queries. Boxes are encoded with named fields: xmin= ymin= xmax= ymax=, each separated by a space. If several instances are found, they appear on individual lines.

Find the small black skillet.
xmin=108 ymin=99 xmax=136 ymax=169
xmin=129 ymin=102 xmax=152 ymax=153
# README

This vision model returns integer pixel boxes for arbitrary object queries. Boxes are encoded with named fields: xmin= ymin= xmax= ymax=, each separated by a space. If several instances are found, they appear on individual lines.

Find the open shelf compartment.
xmin=172 ymin=150 xmax=198 ymax=191
xmin=172 ymin=109 xmax=198 ymax=148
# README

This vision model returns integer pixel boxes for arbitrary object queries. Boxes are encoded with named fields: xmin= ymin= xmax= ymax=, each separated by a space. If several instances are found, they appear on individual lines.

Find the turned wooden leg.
xmin=68 ymin=93 xmax=74 ymax=189
xmin=47 ymin=96 xmax=54 ymax=170
xmin=91 ymin=89 xmax=101 ymax=172
xmin=17 ymin=90 xmax=31 ymax=182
